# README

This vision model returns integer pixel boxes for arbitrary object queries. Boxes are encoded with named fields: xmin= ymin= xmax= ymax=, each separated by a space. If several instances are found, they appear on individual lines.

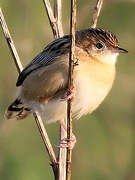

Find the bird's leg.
xmin=61 ymin=86 xmax=75 ymax=102
xmin=58 ymin=119 xmax=76 ymax=149
xmin=60 ymin=57 xmax=78 ymax=102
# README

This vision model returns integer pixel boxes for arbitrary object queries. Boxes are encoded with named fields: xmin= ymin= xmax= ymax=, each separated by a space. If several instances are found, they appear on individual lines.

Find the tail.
xmin=5 ymin=98 xmax=32 ymax=120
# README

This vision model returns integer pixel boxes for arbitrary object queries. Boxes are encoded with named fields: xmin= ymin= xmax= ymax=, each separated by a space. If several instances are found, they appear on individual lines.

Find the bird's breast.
xmin=72 ymin=61 xmax=115 ymax=119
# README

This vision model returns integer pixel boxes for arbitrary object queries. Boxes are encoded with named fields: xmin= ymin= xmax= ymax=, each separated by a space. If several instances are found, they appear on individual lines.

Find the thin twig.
xmin=42 ymin=0 xmax=67 ymax=179
xmin=53 ymin=1 xmax=67 ymax=179
xmin=33 ymin=112 xmax=58 ymax=179
xmin=0 ymin=8 xmax=23 ymax=73
xmin=66 ymin=0 xmax=76 ymax=179
xmin=54 ymin=0 xmax=64 ymax=37
xmin=43 ymin=0 xmax=59 ymax=38
xmin=0 ymin=7 xmax=58 ymax=178
xmin=91 ymin=0 xmax=103 ymax=28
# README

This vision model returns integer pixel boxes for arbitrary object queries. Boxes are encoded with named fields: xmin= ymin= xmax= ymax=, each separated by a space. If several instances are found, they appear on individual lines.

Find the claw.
xmin=61 ymin=87 xmax=75 ymax=102
xmin=58 ymin=134 xmax=77 ymax=149
xmin=57 ymin=120 xmax=77 ymax=149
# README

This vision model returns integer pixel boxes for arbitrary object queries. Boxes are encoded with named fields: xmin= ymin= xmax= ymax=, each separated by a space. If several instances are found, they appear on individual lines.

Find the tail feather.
xmin=5 ymin=99 xmax=31 ymax=120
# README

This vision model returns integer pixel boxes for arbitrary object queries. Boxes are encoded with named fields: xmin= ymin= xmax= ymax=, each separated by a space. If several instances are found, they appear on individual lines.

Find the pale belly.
xmin=20 ymin=62 xmax=115 ymax=123
xmin=23 ymin=71 xmax=114 ymax=123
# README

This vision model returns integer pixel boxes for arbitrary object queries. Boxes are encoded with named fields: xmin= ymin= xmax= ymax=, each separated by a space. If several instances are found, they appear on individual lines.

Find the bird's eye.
xmin=95 ymin=42 xmax=104 ymax=49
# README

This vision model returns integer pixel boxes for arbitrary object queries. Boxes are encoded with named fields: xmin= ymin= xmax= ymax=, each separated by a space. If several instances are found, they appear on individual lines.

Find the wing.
xmin=16 ymin=35 xmax=70 ymax=86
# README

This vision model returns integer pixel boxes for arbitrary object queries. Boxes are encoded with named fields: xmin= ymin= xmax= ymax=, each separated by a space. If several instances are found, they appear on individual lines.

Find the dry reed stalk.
xmin=66 ymin=0 xmax=76 ymax=179
xmin=42 ymin=0 xmax=68 ymax=179
xmin=0 ymin=7 xmax=58 ymax=179
xmin=91 ymin=0 xmax=103 ymax=28
xmin=54 ymin=0 xmax=64 ymax=37
xmin=0 ymin=9 xmax=23 ymax=73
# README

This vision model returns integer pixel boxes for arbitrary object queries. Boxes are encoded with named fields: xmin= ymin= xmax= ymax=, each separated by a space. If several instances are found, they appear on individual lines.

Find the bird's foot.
xmin=61 ymin=87 xmax=75 ymax=102
xmin=58 ymin=134 xmax=77 ymax=150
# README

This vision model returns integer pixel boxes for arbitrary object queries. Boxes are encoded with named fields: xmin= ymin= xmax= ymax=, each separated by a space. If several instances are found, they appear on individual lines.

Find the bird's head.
xmin=76 ymin=28 xmax=128 ymax=65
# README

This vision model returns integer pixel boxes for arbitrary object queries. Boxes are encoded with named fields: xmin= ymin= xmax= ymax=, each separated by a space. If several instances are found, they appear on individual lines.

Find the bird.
xmin=5 ymin=28 xmax=127 ymax=147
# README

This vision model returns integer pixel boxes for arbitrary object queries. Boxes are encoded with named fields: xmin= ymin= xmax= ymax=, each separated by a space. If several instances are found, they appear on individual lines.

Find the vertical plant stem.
xmin=42 ymin=0 xmax=58 ymax=38
xmin=33 ymin=112 xmax=58 ymax=179
xmin=58 ymin=123 xmax=67 ymax=180
xmin=54 ymin=0 xmax=64 ymax=37
xmin=91 ymin=0 xmax=103 ymax=28
xmin=66 ymin=0 xmax=76 ymax=179
xmin=53 ymin=1 xmax=67 ymax=179
xmin=42 ymin=0 xmax=67 ymax=179
xmin=0 ymin=8 xmax=23 ymax=73
xmin=0 ymin=7 xmax=58 ymax=179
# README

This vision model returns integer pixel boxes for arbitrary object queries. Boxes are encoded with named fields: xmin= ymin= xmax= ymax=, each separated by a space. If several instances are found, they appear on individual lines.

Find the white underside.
xmin=19 ymin=66 xmax=114 ymax=123
xmin=97 ymin=51 xmax=118 ymax=65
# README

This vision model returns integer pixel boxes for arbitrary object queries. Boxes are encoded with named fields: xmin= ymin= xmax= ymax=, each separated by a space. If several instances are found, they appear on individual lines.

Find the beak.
xmin=116 ymin=47 xmax=128 ymax=53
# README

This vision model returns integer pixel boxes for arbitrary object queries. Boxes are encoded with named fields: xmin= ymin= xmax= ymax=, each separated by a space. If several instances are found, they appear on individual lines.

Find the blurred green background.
xmin=0 ymin=0 xmax=135 ymax=179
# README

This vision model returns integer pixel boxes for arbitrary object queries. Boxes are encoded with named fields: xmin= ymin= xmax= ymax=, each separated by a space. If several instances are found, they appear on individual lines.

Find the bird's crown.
xmin=89 ymin=28 xmax=118 ymax=47
xmin=76 ymin=28 xmax=119 ymax=49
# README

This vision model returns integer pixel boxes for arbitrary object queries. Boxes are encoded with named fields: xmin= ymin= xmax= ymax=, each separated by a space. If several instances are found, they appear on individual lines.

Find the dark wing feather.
xmin=16 ymin=35 xmax=70 ymax=86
